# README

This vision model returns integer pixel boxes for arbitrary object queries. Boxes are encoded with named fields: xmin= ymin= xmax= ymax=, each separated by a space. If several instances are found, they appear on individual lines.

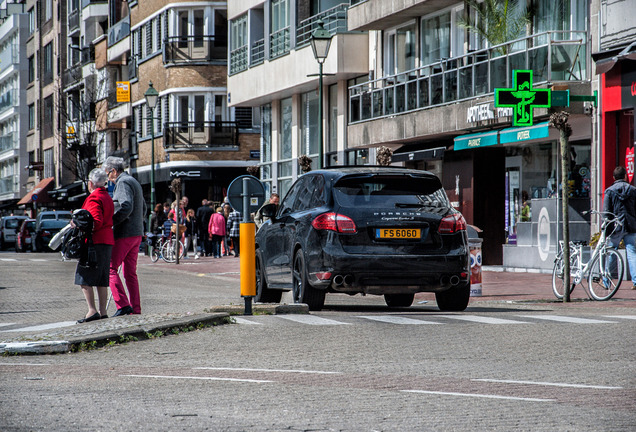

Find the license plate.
xmin=376 ymin=228 xmax=421 ymax=239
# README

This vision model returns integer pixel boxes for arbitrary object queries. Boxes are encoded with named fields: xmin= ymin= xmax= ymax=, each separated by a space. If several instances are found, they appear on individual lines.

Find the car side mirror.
xmin=261 ymin=203 xmax=279 ymax=219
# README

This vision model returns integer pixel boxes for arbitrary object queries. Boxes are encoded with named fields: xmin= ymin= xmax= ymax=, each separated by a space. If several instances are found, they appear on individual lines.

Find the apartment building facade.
xmin=0 ymin=3 xmax=30 ymax=210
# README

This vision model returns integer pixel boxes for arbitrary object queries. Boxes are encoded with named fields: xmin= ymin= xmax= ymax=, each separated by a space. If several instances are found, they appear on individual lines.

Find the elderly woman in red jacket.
xmin=76 ymin=168 xmax=115 ymax=323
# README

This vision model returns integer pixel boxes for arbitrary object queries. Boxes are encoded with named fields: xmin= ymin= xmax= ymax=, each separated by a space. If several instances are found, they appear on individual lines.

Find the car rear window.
xmin=334 ymin=174 xmax=450 ymax=208
xmin=41 ymin=220 xmax=68 ymax=229
xmin=6 ymin=219 xmax=22 ymax=229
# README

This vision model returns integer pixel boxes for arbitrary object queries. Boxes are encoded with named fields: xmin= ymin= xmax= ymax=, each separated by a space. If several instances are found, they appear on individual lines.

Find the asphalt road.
xmin=1 ymin=251 xmax=635 ymax=431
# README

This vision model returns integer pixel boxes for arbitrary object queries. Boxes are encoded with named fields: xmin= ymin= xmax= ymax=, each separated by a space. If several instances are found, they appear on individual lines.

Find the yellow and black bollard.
xmin=240 ymin=222 xmax=256 ymax=315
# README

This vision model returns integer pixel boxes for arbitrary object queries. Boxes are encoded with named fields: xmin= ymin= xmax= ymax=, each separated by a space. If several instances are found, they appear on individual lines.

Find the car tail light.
xmin=311 ymin=213 xmax=357 ymax=234
xmin=42 ymin=230 xmax=51 ymax=236
xmin=438 ymin=213 xmax=467 ymax=234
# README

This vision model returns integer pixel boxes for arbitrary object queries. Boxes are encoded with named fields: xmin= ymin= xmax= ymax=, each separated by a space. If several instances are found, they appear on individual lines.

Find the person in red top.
xmin=75 ymin=168 xmax=115 ymax=323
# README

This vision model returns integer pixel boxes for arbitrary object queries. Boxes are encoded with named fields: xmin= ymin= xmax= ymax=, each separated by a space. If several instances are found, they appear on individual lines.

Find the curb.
xmin=207 ymin=303 xmax=309 ymax=315
xmin=0 ymin=312 xmax=231 ymax=355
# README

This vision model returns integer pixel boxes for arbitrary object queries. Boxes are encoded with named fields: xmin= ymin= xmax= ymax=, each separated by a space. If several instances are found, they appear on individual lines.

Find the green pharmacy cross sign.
xmin=495 ymin=70 xmax=551 ymax=127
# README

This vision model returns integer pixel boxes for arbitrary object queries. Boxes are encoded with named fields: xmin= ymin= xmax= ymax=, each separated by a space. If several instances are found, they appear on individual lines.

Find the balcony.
xmin=296 ymin=3 xmax=351 ymax=48
xmin=0 ymin=176 xmax=16 ymax=195
xmin=251 ymin=39 xmax=265 ymax=66
xmin=349 ymin=31 xmax=587 ymax=124
xmin=0 ymin=44 xmax=18 ymax=75
xmin=0 ymin=133 xmax=17 ymax=155
xmin=82 ymin=45 xmax=96 ymax=65
xmin=68 ymin=9 xmax=80 ymax=34
xmin=230 ymin=45 xmax=248 ymax=74
xmin=0 ymin=89 xmax=17 ymax=115
xmin=269 ymin=27 xmax=290 ymax=59
xmin=164 ymin=35 xmax=228 ymax=64
xmin=108 ymin=16 xmax=130 ymax=47
xmin=164 ymin=121 xmax=239 ymax=151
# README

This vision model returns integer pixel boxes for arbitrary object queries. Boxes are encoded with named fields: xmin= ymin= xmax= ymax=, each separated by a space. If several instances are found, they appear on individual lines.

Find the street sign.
xmin=495 ymin=70 xmax=551 ymax=127
xmin=551 ymin=90 xmax=570 ymax=107
xmin=32 ymin=194 xmax=38 ymax=202
xmin=227 ymin=175 xmax=266 ymax=216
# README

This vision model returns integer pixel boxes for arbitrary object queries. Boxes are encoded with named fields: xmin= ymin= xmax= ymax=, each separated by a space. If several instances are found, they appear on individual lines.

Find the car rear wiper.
xmin=395 ymin=203 xmax=425 ymax=208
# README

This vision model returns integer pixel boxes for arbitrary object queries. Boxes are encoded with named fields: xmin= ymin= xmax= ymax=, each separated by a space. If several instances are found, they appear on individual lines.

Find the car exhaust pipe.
xmin=450 ymin=275 xmax=460 ymax=286
xmin=343 ymin=274 xmax=354 ymax=287
xmin=440 ymin=275 xmax=450 ymax=286
xmin=333 ymin=275 xmax=344 ymax=286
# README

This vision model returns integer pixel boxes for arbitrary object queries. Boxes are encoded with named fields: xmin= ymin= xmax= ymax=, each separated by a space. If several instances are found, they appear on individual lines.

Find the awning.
xmin=499 ymin=122 xmax=550 ymax=145
xmin=17 ymin=177 xmax=55 ymax=205
xmin=453 ymin=130 xmax=499 ymax=151
xmin=49 ymin=181 xmax=85 ymax=201
xmin=591 ymin=42 xmax=636 ymax=75
xmin=391 ymin=146 xmax=445 ymax=162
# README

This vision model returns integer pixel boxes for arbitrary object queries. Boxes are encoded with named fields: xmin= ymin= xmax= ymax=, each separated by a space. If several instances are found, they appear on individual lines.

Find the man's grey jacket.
xmin=112 ymin=172 xmax=147 ymax=239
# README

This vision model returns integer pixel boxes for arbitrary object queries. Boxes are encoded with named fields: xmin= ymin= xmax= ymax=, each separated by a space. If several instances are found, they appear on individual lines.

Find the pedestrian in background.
xmin=104 ymin=156 xmax=147 ymax=316
xmin=222 ymin=203 xmax=232 ymax=256
xmin=196 ymin=199 xmax=213 ymax=257
xmin=603 ymin=165 xmax=636 ymax=290
xmin=183 ymin=208 xmax=197 ymax=259
xmin=75 ymin=168 xmax=114 ymax=323
xmin=208 ymin=206 xmax=226 ymax=258
xmin=150 ymin=203 xmax=167 ymax=234
xmin=254 ymin=193 xmax=280 ymax=229
xmin=226 ymin=205 xmax=241 ymax=258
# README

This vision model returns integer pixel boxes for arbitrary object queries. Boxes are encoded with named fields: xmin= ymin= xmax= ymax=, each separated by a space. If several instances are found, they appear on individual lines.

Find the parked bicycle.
xmin=147 ymin=232 xmax=184 ymax=263
xmin=552 ymin=210 xmax=625 ymax=301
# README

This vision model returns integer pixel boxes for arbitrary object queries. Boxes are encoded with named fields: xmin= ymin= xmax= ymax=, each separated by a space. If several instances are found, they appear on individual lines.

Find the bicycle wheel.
xmin=552 ymin=250 xmax=578 ymax=299
xmin=587 ymin=248 xmax=623 ymax=301
xmin=150 ymin=246 xmax=160 ymax=263
xmin=161 ymin=239 xmax=184 ymax=263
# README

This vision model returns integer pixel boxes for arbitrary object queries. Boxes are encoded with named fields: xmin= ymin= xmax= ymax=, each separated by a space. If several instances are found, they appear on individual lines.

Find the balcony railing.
xmin=0 ymin=176 xmax=16 ymax=195
xmin=297 ymin=3 xmax=351 ymax=47
xmin=164 ymin=121 xmax=239 ymax=150
xmin=251 ymin=39 xmax=265 ymax=66
xmin=63 ymin=65 xmax=82 ymax=87
xmin=230 ymin=45 xmax=248 ymax=75
xmin=68 ymin=9 xmax=80 ymax=32
xmin=349 ymin=31 xmax=587 ymax=123
xmin=0 ymin=133 xmax=17 ymax=153
xmin=108 ymin=16 xmax=130 ymax=46
xmin=0 ymin=89 xmax=16 ymax=115
xmin=270 ymin=27 xmax=290 ymax=59
xmin=0 ymin=44 xmax=18 ymax=74
xmin=128 ymin=55 xmax=137 ymax=80
xmin=82 ymin=45 xmax=95 ymax=65
xmin=81 ymin=0 xmax=107 ymax=8
xmin=164 ymin=35 xmax=228 ymax=64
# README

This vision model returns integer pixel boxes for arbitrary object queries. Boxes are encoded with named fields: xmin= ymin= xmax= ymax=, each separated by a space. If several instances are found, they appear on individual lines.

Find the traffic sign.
xmin=227 ymin=175 xmax=266 ymax=216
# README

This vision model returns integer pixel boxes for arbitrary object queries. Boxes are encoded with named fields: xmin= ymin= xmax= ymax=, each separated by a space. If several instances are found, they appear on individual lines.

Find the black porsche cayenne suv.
xmin=255 ymin=166 xmax=471 ymax=311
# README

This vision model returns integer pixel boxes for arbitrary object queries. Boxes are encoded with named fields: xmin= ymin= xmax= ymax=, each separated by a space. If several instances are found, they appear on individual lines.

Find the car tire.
xmin=255 ymin=252 xmax=282 ymax=303
xmin=435 ymin=281 xmax=470 ymax=312
xmin=384 ymin=293 xmax=415 ymax=308
xmin=292 ymin=250 xmax=325 ymax=311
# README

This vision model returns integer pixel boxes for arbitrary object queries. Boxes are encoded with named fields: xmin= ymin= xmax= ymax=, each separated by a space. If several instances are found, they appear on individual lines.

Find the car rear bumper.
xmin=306 ymin=244 xmax=470 ymax=294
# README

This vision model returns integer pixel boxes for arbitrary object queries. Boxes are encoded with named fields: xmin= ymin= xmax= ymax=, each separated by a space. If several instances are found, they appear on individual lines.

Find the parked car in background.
xmin=254 ymin=166 xmax=471 ymax=311
xmin=33 ymin=219 xmax=69 ymax=252
xmin=35 ymin=210 xmax=72 ymax=230
xmin=0 ymin=215 xmax=29 ymax=250
xmin=15 ymin=219 xmax=36 ymax=252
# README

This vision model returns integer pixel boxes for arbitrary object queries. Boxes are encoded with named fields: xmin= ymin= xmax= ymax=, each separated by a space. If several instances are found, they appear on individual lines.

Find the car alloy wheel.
xmin=292 ymin=250 xmax=325 ymax=311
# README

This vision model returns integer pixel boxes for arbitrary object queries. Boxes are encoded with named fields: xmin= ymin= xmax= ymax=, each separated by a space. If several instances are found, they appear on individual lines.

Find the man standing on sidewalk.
xmin=104 ymin=156 xmax=147 ymax=315
xmin=603 ymin=165 xmax=636 ymax=290
xmin=226 ymin=205 xmax=241 ymax=258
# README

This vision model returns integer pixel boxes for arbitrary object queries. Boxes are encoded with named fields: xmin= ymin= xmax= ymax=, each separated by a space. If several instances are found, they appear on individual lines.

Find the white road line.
xmin=472 ymin=378 xmax=623 ymax=390
xmin=0 ymin=362 xmax=50 ymax=366
xmin=277 ymin=315 xmax=350 ymax=325
xmin=28 ymin=259 xmax=48 ymax=262
xmin=122 ymin=374 xmax=273 ymax=383
xmin=0 ymin=321 xmax=77 ymax=332
xmin=518 ymin=315 xmax=616 ymax=324
xmin=0 ymin=258 xmax=17 ymax=262
xmin=604 ymin=315 xmax=636 ymax=320
xmin=358 ymin=315 xmax=442 ymax=325
xmin=0 ymin=323 xmax=17 ymax=328
xmin=193 ymin=367 xmax=341 ymax=375
xmin=437 ymin=315 xmax=529 ymax=324
xmin=232 ymin=317 xmax=263 ymax=325
xmin=402 ymin=389 xmax=554 ymax=402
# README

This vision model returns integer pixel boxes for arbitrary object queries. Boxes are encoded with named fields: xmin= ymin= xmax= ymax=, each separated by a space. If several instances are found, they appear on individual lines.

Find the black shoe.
xmin=100 ymin=314 xmax=109 ymax=319
xmin=77 ymin=312 xmax=101 ymax=324
xmin=112 ymin=306 xmax=133 ymax=317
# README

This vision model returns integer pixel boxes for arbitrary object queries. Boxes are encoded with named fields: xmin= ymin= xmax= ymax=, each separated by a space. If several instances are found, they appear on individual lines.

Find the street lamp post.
xmin=144 ymin=81 xmax=159 ymax=233
xmin=310 ymin=20 xmax=332 ymax=169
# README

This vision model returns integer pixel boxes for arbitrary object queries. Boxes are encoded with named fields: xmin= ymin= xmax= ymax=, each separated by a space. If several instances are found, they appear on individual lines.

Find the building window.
xmin=230 ymin=13 xmax=248 ymax=74
xmin=279 ymin=97 xmax=292 ymax=160
xmin=300 ymin=90 xmax=319 ymax=166
xmin=28 ymin=56 xmax=35 ymax=83
xmin=43 ymin=43 xmax=54 ymax=84
xmin=43 ymin=148 xmax=54 ymax=179
xmin=43 ymin=96 xmax=54 ymax=138
xmin=421 ymin=12 xmax=451 ymax=66
xmin=270 ymin=0 xmax=290 ymax=58
xmin=28 ymin=151 xmax=35 ymax=177
xmin=45 ymin=0 xmax=53 ymax=22
xmin=384 ymin=22 xmax=416 ymax=75
xmin=28 ymin=104 xmax=35 ymax=130
xmin=28 ymin=8 xmax=36 ymax=34
xmin=328 ymin=83 xmax=338 ymax=154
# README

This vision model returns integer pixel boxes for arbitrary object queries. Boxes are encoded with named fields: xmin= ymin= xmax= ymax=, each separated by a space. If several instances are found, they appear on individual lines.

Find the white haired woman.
xmin=76 ymin=168 xmax=115 ymax=323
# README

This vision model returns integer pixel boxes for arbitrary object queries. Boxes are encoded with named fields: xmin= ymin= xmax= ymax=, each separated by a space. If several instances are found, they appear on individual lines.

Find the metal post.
xmin=318 ymin=61 xmax=324 ymax=169
xmin=148 ymin=107 xmax=155 ymax=255
xmin=241 ymin=177 xmax=254 ymax=315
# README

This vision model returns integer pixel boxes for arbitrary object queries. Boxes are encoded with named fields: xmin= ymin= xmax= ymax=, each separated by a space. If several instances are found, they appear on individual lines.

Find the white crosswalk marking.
xmin=358 ymin=315 xmax=441 ymax=325
xmin=29 ymin=259 xmax=48 ymax=262
xmin=518 ymin=315 xmax=616 ymax=324
xmin=232 ymin=317 xmax=263 ymax=325
xmin=437 ymin=315 xmax=529 ymax=324
xmin=0 ymin=321 xmax=77 ymax=332
xmin=0 ymin=323 xmax=17 ymax=328
xmin=277 ymin=315 xmax=350 ymax=325
xmin=604 ymin=315 xmax=636 ymax=320
xmin=0 ymin=258 xmax=17 ymax=262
